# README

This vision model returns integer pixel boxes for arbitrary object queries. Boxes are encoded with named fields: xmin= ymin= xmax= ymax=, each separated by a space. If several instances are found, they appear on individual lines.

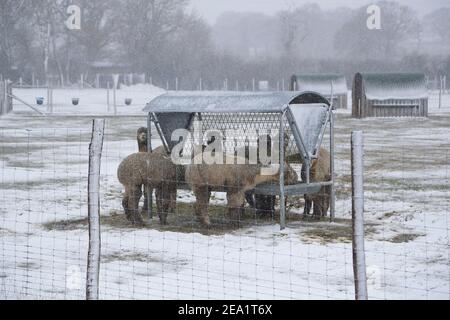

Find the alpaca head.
xmin=284 ymin=163 xmax=298 ymax=185
xmin=137 ymin=127 xmax=148 ymax=145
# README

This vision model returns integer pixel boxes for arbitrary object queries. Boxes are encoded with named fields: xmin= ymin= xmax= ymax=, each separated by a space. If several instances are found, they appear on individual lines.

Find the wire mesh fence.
xmin=0 ymin=114 xmax=449 ymax=300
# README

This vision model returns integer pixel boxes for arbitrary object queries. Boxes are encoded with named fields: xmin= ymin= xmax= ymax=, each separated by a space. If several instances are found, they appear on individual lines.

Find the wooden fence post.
xmin=86 ymin=119 xmax=105 ymax=300
xmin=351 ymin=131 xmax=368 ymax=300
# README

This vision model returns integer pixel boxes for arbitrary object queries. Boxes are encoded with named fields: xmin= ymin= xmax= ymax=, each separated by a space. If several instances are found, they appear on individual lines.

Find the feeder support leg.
xmin=279 ymin=112 xmax=286 ymax=230
xmin=330 ymin=111 xmax=336 ymax=221
xmin=147 ymin=115 xmax=153 ymax=219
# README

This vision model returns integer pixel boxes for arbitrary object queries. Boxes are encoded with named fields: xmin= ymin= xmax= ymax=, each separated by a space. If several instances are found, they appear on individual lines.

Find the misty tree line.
xmin=0 ymin=0 xmax=449 ymax=89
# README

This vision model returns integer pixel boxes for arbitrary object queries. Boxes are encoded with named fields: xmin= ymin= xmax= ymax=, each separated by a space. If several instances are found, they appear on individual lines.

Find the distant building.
xmin=290 ymin=74 xmax=348 ymax=109
xmin=352 ymin=73 xmax=428 ymax=118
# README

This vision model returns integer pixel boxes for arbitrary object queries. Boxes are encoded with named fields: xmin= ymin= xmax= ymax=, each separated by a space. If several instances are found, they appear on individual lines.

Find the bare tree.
xmin=334 ymin=1 xmax=421 ymax=59
xmin=117 ymin=0 xmax=188 ymax=73
xmin=0 ymin=0 xmax=32 ymax=77
xmin=424 ymin=8 xmax=450 ymax=42
xmin=69 ymin=0 xmax=119 ymax=81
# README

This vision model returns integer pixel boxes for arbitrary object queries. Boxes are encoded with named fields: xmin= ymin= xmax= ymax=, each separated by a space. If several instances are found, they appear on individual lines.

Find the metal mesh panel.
xmin=175 ymin=112 xmax=299 ymax=163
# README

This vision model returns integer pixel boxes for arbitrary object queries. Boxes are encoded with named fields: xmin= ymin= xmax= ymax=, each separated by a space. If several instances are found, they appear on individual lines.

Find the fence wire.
xmin=0 ymin=114 xmax=449 ymax=300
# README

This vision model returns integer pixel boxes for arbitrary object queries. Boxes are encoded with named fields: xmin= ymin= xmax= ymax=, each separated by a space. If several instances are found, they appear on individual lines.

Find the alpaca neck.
xmin=138 ymin=142 xmax=148 ymax=153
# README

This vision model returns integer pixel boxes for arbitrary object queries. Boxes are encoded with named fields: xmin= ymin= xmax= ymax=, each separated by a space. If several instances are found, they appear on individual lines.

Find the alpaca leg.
xmin=193 ymin=186 xmax=211 ymax=227
xmin=255 ymin=195 xmax=275 ymax=217
xmin=168 ymin=183 xmax=177 ymax=217
xmin=312 ymin=194 xmax=323 ymax=219
xmin=142 ymin=185 xmax=152 ymax=216
xmin=129 ymin=185 xmax=144 ymax=225
xmin=321 ymin=186 xmax=331 ymax=217
xmin=122 ymin=188 xmax=132 ymax=221
xmin=227 ymin=191 xmax=245 ymax=226
xmin=156 ymin=183 xmax=174 ymax=225
xmin=304 ymin=195 xmax=312 ymax=216
xmin=245 ymin=191 xmax=255 ymax=208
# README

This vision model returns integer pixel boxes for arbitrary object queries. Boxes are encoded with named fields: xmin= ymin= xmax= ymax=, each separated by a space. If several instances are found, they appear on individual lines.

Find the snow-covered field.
xmin=1 ymin=87 xmax=449 ymax=300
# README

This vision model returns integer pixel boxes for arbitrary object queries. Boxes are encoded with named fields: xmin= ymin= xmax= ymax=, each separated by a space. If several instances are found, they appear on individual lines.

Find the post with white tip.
xmin=351 ymin=131 xmax=368 ymax=300
xmin=86 ymin=119 xmax=105 ymax=300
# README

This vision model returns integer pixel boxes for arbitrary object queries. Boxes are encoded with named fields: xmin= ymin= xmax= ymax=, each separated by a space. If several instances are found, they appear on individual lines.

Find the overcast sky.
xmin=189 ymin=0 xmax=449 ymax=23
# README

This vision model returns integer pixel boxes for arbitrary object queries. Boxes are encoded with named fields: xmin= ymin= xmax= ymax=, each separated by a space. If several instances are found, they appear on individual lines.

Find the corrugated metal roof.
xmin=143 ymin=91 xmax=329 ymax=113
xmin=291 ymin=74 xmax=348 ymax=95
xmin=361 ymin=73 xmax=428 ymax=100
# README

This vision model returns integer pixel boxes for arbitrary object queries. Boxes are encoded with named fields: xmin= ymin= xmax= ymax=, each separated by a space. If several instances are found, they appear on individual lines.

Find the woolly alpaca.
xmin=301 ymin=148 xmax=331 ymax=217
xmin=185 ymin=159 xmax=298 ymax=227
xmin=117 ymin=152 xmax=177 ymax=225
xmin=136 ymin=127 xmax=177 ymax=216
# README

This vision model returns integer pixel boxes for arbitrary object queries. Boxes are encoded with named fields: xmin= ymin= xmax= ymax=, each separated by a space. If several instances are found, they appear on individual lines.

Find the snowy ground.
xmin=0 ymin=87 xmax=449 ymax=300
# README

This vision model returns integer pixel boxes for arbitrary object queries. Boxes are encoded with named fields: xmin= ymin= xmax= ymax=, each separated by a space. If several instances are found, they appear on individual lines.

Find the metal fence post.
xmin=107 ymin=82 xmax=110 ymax=112
xmin=330 ymin=110 xmax=335 ymax=220
xmin=279 ymin=111 xmax=286 ymax=230
xmin=86 ymin=119 xmax=105 ymax=300
xmin=147 ymin=115 xmax=153 ymax=219
xmin=351 ymin=131 xmax=368 ymax=300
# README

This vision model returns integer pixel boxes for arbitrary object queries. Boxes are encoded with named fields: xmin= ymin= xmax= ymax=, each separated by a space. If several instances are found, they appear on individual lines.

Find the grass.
xmin=0 ymin=176 xmax=86 ymax=191
xmin=387 ymin=233 xmax=424 ymax=243
xmin=300 ymin=219 xmax=379 ymax=244
xmin=16 ymin=262 xmax=40 ymax=270
xmin=42 ymin=201 xmax=354 ymax=236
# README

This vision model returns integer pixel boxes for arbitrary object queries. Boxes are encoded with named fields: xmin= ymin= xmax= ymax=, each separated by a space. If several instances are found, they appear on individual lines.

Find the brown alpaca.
xmin=301 ymin=148 xmax=331 ymax=218
xmin=117 ymin=152 xmax=177 ymax=225
xmin=136 ymin=127 xmax=176 ymax=216
xmin=185 ymin=159 xmax=298 ymax=227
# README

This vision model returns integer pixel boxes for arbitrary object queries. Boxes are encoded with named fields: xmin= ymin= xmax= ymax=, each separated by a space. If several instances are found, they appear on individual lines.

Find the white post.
xmin=175 ymin=77 xmax=179 ymax=91
xmin=106 ymin=82 xmax=110 ymax=112
xmin=113 ymin=84 xmax=117 ymax=116
xmin=199 ymin=78 xmax=202 ymax=91
xmin=50 ymin=86 xmax=53 ymax=114
xmin=351 ymin=131 xmax=368 ymax=300
xmin=86 ymin=119 xmax=105 ymax=300
xmin=439 ymin=76 xmax=443 ymax=109
xmin=235 ymin=80 xmax=239 ymax=91
xmin=46 ymin=85 xmax=53 ymax=114
xmin=443 ymin=75 xmax=447 ymax=94
xmin=282 ymin=78 xmax=285 ymax=91
xmin=113 ymin=75 xmax=119 ymax=116
xmin=252 ymin=78 xmax=256 ymax=92
xmin=80 ymin=74 xmax=84 ymax=89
